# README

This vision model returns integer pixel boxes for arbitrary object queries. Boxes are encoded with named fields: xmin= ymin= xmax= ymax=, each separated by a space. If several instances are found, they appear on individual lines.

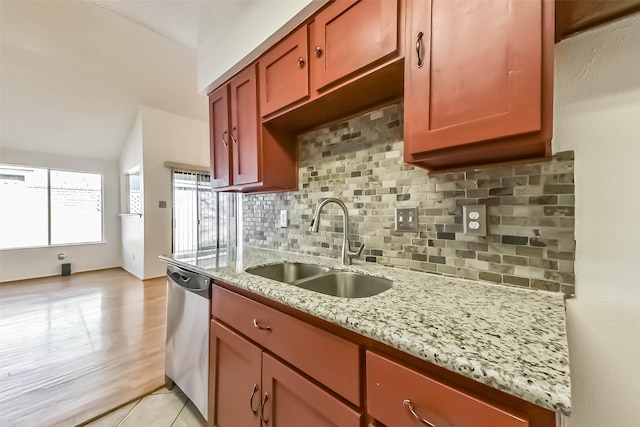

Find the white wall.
xmin=139 ymin=106 xmax=209 ymax=279
xmin=197 ymin=0 xmax=325 ymax=94
xmin=554 ymin=14 xmax=640 ymax=426
xmin=119 ymin=111 xmax=144 ymax=279
xmin=0 ymin=149 xmax=122 ymax=282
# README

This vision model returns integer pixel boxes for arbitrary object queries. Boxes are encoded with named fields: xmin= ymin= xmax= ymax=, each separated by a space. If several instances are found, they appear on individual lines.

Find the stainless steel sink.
xmin=245 ymin=263 xmax=331 ymax=284
xmin=246 ymin=263 xmax=392 ymax=298
xmin=294 ymin=271 xmax=392 ymax=298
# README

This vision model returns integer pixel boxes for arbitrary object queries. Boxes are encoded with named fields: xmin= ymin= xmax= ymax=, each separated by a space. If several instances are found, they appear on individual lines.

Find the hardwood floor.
xmin=0 ymin=268 xmax=167 ymax=427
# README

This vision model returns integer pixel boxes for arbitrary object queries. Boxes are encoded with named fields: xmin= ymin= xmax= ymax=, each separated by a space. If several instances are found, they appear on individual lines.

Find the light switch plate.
xmin=279 ymin=210 xmax=288 ymax=228
xmin=395 ymin=207 xmax=418 ymax=232
xmin=463 ymin=205 xmax=487 ymax=236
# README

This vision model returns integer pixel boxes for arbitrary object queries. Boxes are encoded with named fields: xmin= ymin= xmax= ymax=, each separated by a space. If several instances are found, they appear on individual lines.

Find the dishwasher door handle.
xmin=167 ymin=264 xmax=210 ymax=292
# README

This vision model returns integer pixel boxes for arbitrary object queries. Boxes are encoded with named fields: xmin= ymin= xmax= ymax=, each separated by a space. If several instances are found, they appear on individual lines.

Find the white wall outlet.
xmin=58 ymin=253 xmax=65 ymax=260
xmin=395 ymin=207 xmax=419 ymax=232
xmin=279 ymin=209 xmax=288 ymax=228
xmin=463 ymin=205 xmax=487 ymax=236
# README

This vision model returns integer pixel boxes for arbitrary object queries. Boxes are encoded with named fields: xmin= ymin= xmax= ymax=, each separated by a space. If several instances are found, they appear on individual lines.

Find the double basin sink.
xmin=246 ymin=262 xmax=392 ymax=298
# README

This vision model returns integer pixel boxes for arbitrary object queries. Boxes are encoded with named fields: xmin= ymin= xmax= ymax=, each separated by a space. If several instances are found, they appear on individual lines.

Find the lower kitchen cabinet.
xmin=209 ymin=320 xmax=261 ymax=427
xmin=366 ymin=351 xmax=530 ymax=427
xmin=262 ymin=353 xmax=361 ymax=427
xmin=209 ymin=283 xmax=556 ymax=427
xmin=209 ymin=320 xmax=361 ymax=427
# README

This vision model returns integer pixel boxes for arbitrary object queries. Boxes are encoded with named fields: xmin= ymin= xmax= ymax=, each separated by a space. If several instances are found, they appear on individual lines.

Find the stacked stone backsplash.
xmin=243 ymin=103 xmax=576 ymax=294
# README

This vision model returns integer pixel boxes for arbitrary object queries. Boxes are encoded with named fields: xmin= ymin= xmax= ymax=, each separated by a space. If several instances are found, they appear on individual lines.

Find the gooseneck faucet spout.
xmin=308 ymin=198 xmax=364 ymax=266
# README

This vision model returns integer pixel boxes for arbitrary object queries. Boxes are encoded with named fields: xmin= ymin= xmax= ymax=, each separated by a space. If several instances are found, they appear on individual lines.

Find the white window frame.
xmin=0 ymin=163 xmax=105 ymax=250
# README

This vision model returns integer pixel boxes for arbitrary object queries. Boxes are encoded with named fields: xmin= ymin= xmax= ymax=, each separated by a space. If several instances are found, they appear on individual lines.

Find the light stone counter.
xmin=161 ymin=247 xmax=571 ymax=415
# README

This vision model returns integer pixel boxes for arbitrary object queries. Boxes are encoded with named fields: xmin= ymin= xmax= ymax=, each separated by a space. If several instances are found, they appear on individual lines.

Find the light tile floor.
xmin=84 ymin=387 xmax=206 ymax=427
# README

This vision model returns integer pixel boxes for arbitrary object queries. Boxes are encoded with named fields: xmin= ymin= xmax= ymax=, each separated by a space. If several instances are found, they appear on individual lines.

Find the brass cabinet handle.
xmin=403 ymin=399 xmax=437 ymax=427
xmin=298 ymin=57 xmax=305 ymax=67
xmin=230 ymin=126 xmax=238 ymax=144
xmin=416 ymin=32 xmax=424 ymax=68
xmin=249 ymin=384 xmax=259 ymax=416
xmin=253 ymin=319 xmax=272 ymax=331
xmin=221 ymin=130 xmax=228 ymax=147
xmin=315 ymin=45 xmax=323 ymax=57
xmin=261 ymin=392 xmax=270 ymax=424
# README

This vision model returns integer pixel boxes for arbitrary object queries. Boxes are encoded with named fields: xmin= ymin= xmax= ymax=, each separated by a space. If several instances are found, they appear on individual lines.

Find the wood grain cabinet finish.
xmin=556 ymin=0 xmax=640 ymax=40
xmin=209 ymin=321 xmax=262 ymax=427
xmin=208 ymin=66 xmax=259 ymax=189
xmin=208 ymin=65 xmax=297 ymax=192
xmin=262 ymin=353 xmax=362 ymax=427
xmin=208 ymin=85 xmax=231 ymax=188
xmin=366 ymin=351 xmax=530 ymax=427
xmin=259 ymin=26 xmax=310 ymax=117
xmin=404 ymin=0 xmax=554 ymax=171
xmin=313 ymin=0 xmax=399 ymax=91
xmin=209 ymin=321 xmax=361 ymax=427
xmin=212 ymin=285 xmax=360 ymax=405
xmin=229 ymin=66 xmax=260 ymax=186
xmin=209 ymin=285 xmax=556 ymax=427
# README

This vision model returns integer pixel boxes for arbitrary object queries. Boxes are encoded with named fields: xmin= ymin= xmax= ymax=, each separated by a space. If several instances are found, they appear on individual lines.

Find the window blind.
xmin=171 ymin=169 xmax=216 ymax=256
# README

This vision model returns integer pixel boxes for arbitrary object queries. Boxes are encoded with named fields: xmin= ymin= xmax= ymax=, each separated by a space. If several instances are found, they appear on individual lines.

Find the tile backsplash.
xmin=244 ymin=103 xmax=575 ymax=294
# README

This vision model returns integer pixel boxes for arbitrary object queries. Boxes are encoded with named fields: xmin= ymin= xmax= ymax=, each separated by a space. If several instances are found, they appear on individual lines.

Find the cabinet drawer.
xmin=212 ymin=286 xmax=361 ymax=405
xmin=366 ymin=351 xmax=529 ymax=427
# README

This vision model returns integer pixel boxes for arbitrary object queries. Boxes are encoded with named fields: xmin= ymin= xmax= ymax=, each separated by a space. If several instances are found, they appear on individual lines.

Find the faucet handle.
xmin=349 ymin=243 xmax=365 ymax=259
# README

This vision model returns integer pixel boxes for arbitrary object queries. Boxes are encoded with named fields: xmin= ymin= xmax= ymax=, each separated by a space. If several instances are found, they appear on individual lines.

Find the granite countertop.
xmin=161 ymin=247 xmax=571 ymax=415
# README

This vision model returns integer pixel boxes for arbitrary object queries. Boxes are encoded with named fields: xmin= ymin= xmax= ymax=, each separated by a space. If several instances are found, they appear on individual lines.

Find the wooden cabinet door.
xmin=261 ymin=353 xmax=362 ymax=427
xmin=405 ymin=0 xmax=545 ymax=156
xmin=366 ymin=351 xmax=529 ymax=427
xmin=230 ymin=65 xmax=260 ymax=186
xmin=259 ymin=26 xmax=309 ymax=117
xmin=208 ymin=85 xmax=231 ymax=188
xmin=313 ymin=0 xmax=399 ymax=90
xmin=212 ymin=286 xmax=361 ymax=406
xmin=209 ymin=321 xmax=262 ymax=427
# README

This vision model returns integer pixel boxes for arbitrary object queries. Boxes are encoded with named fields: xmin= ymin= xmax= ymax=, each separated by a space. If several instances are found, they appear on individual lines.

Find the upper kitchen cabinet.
xmin=404 ymin=0 xmax=554 ymax=172
xmin=209 ymin=85 xmax=231 ymax=188
xmin=209 ymin=65 xmax=297 ymax=192
xmin=259 ymin=26 xmax=309 ymax=117
xmin=313 ymin=0 xmax=400 ymax=91
xmin=230 ymin=66 xmax=259 ymax=186
xmin=209 ymin=66 xmax=258 ymax=188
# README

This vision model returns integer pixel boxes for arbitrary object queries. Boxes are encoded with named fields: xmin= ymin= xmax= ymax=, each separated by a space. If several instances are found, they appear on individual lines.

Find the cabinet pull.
xmin=298 ymin=57 xmax=305 ymax=67
xmin=230 ymin=127 xmax=238 ymax=144
xmin=249 ymin=383 xmax=259 ymax=416
xmin=315 ymin=45 xmax=323 ymax=57
xmin=403 ymin=399 xmax=437 ymax=427
xmin=221 ymin=130 xmax=228 ymax=147
xmin=253 ymin=319 xmax=272 ymax=331
xmin=416 ymin=31 xmax=424 ymax=68
xmin=261 ymin=392 xmax=270 ymax=424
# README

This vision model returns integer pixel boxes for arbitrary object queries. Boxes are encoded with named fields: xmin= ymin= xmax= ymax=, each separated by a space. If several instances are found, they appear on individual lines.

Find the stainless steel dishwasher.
xmin=165 ymin=263 xmax=211 ymax=420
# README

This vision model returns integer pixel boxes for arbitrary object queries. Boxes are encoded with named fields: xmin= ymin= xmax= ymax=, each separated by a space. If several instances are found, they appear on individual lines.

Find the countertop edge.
xmin=159 ymin=251 xmax=572 ymax=416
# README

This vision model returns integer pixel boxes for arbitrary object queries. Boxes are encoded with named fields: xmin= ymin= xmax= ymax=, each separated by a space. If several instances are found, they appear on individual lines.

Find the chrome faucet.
xmin=308 ymin=197 xmax=364 ymax=266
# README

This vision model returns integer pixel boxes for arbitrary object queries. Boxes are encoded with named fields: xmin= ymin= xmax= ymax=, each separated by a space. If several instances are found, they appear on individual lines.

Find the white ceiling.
xmin=0 ymin=0 xmax=225 ymax=161
xmin=92 ymin=0 xmax=246 ymax=51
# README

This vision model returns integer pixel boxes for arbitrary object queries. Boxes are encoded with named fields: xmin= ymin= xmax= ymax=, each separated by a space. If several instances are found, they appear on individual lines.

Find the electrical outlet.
xmin=463 ymin=205 xmax=487 ymax=236
xmin=58 ymin=253 xmax=65 ymax=260
xmin=279 ymin=210 xmax=288 ymax=228
xmin=395 ymin=207 xmax=418 ymax=232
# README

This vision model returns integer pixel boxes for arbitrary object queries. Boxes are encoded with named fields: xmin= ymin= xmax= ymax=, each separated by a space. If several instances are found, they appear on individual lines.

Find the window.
xmin=126 ymin=168 xmax=141 ymax=214
xmin=0 ymin=164 xmax=103 ymax=249
xmin=172 ymin=170 xmax=216 ymax=256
